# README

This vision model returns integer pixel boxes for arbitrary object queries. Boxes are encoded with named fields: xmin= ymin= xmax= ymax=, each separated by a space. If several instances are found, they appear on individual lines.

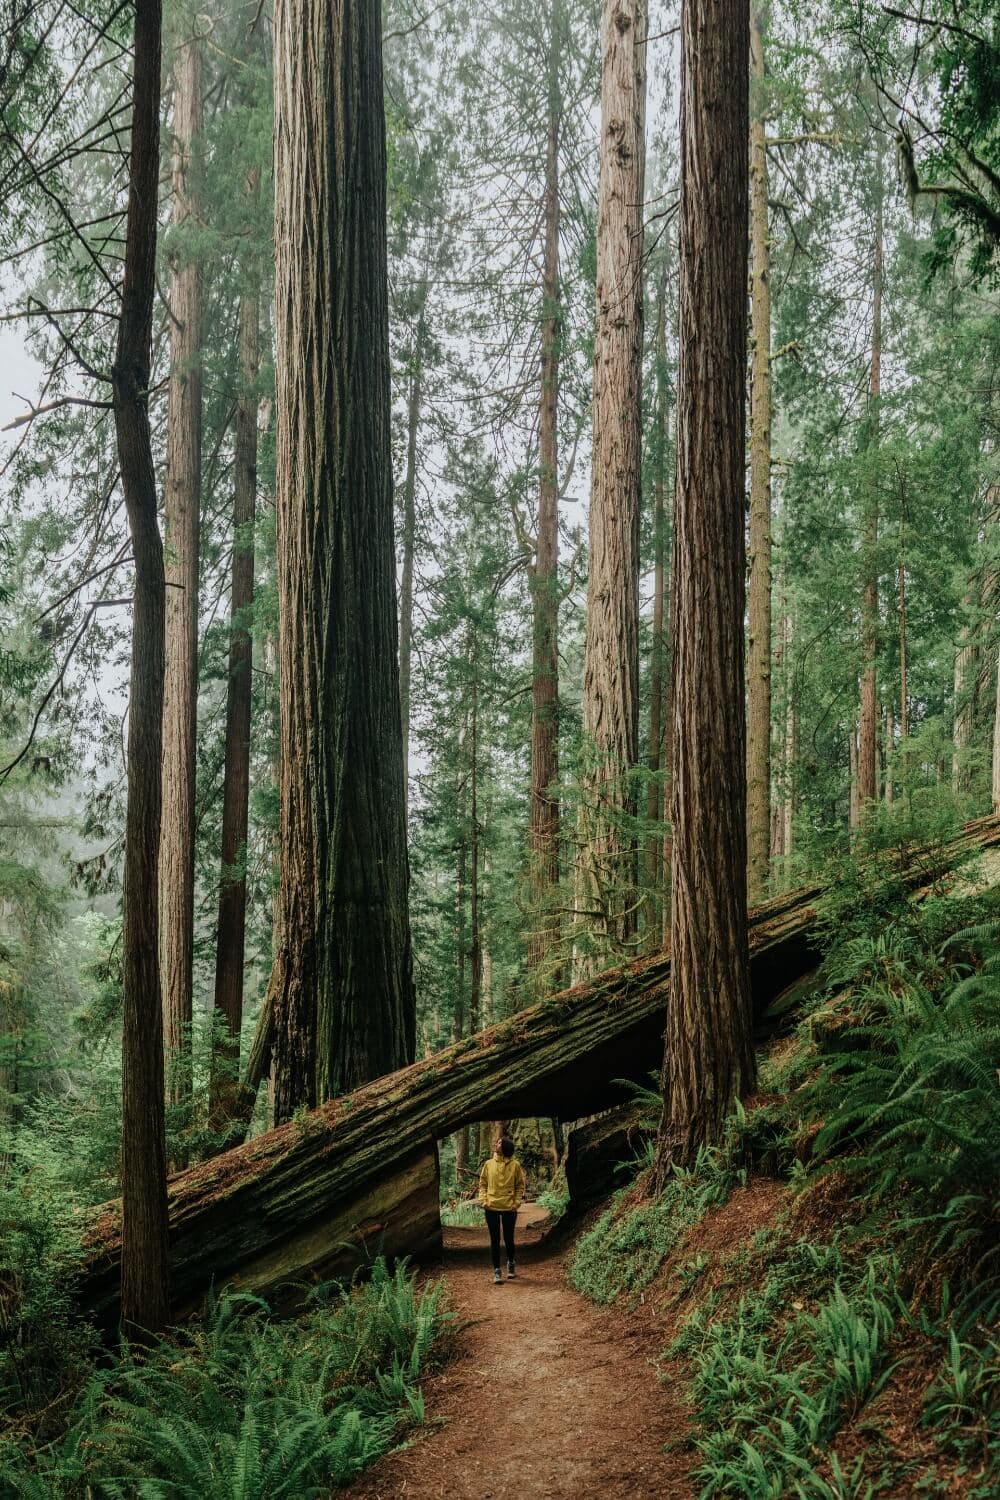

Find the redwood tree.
xmin=857 ymin=157 xmax=883 ymax=812
xmin=575 ymin=0 xmax=646 ymax=978
xmin=746 ymin=0 xmax=772 ymax=903
xmin=655 ymin=0 xmax=755 ymax=1172
xmin=160 ymin=23 xmax=203 ymax=1108
xmin=113 ymin=0 xmax=170 ymax=1336
xmin=210 ymin=225 xmax=260 ymax=1132
xmin=270 ymin=0 xmax=415 ymax=1118
xmin=528 ymin=0 xmax=563 ymax=976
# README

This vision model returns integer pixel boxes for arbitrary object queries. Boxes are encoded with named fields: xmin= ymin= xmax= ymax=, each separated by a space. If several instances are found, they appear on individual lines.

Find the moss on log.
xmin=79 ymin=816 xmax=1000 ymax=1324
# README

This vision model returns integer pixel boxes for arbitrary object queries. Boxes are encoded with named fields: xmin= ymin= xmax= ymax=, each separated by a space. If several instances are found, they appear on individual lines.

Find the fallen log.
xmin=79 ymin=816 xmax=1000 ymax=1324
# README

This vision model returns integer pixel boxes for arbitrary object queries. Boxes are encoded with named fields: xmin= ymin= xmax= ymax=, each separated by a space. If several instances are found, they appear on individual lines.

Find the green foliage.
xmin=0 ymin=1162 xmax=93 ymax=1420
xmin=1 ymin=1259 xmax=452 ymax=1498
xmin=570 ymin=1140 xmax=745 ymax=1306
xmin=674 ymin=1235 xmax=897 ymax=1499
xmin=788 ymin=891 xmax=1000 ymax=1326
xmin=923 ymin=1330 xmax=1000 ymax=1480
xmin=439 ymin=1197 xmax=483 ymax=1228
xmin=535 ymin=1184 xmax=570 ymax=1224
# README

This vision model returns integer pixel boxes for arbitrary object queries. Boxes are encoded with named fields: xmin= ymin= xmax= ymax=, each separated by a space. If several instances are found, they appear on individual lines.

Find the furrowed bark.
xmin=528 ymin=0 xmax=562 ymax=976
xmin=398 ymin=285 xmax=426 ymax=819
xmin=270 ymin=0 xmax=415 ymax=1116
xmin=160 ymin=27 xmax=203 ymax=1111
xmin=210 ymin=238 xmax=260 ymax=1134
xmin=113 ymin=0 xmax=169 ymax=1341
xmin=952 ymin=589 xmax=978 ymax=795
xmin=857 ymin=161 xmax=883 ymax=812
xmin=746 ymin=1 xmax=772 ymax=904
xmin=644 ymin=259 xmax=669 ymax=947
xmin=575 ymin=0 xmax=646 ymax=977
xmin=655 ymin=0 xmax=754 ymax=1172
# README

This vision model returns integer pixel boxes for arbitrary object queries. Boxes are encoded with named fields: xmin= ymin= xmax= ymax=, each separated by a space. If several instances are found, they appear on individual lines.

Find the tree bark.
xmin=655 ymin=0 xmax=754 ymax=1172
xmin=780 ymin=605 xmax=795 ymax=869
xmin=899 ymin=572 xmax=908 ymax=740
xmin=992 ymin=645 xmax=1000 ymax=814
xmin=576 ymin=0 xmax=646 ymax=976
xmin=644 ymin=260 xmax=669 ymax=946
xmin=210 ymin=233 xmax=260 ymax=1133
xmin=80 ymin=814 xmax=1000 ymax=1326
xmin=398 ymin=288 xmax=427 ymax=820
xmin=160 ymin=30 xmax=203 ymax=1111
xmin=849 ymin=719 xmax=860 ymax=829
xmin=746 ymin=2 xmax=772 ymax=904
xmin=857 ymin=164 xmax=883 ymax=812
xmin=952 ymin=595 xmax=978 ymax=794
xmin=469 ymin=655 xmax=482 ymax=1046
xmin=528 ymin=3 xmax=562 ymax=976
xmin=270 ymin=0 xmax=415 ymax=1118
xmin=112 ymin=0 xmax=169 ymax=1340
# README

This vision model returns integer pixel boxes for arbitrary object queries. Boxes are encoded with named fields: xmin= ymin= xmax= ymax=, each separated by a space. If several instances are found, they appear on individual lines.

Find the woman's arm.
xmin=478 ymin=1160 xmax=490 ymax=1206
xmin=514 ymin=1161 xmax=525 ymax=1208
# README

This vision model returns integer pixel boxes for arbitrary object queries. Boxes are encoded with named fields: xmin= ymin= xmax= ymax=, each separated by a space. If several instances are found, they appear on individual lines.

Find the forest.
xmin=0 ymin=0 xmax=998 ymax=1495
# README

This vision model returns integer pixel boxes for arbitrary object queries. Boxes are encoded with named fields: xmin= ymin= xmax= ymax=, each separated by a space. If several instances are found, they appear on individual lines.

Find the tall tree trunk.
xmin=398 ymin=288 xmax=427 ymax=820
xmin=884 ymin=702 xmax=894 ymax=804
xmin=160 ymin=29 xmax=203 ymax=1111
xmin=644 ymin=261 xmax=669 ymax=947
xmin=575 ymin=0 xmax=646 ymax=976
xmin=952 ymin=601 xmax=978 ymax=794
xmin=210 ymin=235 xmax=260 ymax=1133
xmin=779 ymin=602 xmax=795 ymax=870
xmin=113 ymin=0 xmax=169 ymax=1339
xmin=0 ymin=975 xmax=24 ymax=1171
xmin=270 ymin=0 xmax=415 ymax=1119
xmin=452 ymin=816 xmax=469 ymax=1184
xmin=528 ymin=3 xmax=562 ymax=977
xmin=992 ymin=644 xmax=1000 ymax=814
xmin=654 ymin=0 xmax=754 ymax=1173
xmin=849 ymin=719 xmax=860 ymax=829
xmin=469 ymin=655 xmax=482 ymax=1046
xmin=898 ymin=574 xmax=908 ymax=741
xmin=857 ymin=164 xmax=883 ymax=812
xmin=746 ymin=2 xmax=772 ymax=903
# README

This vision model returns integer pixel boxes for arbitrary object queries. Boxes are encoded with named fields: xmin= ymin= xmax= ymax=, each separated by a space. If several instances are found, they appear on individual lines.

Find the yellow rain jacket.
xmin=478 ymin=1153 xmax=525 ymax=1212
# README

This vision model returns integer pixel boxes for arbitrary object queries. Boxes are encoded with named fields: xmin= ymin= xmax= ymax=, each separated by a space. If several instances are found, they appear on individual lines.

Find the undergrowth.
xmin=0 ymin=1257 xmax=452 ymax=1499
xmin=570 ymin=1130 xmax=746 ymax=1306
xmin=439 ymin=1197 xmax=483 ymax=1228
xmin=571 ymin=849 xmax=1000 ymax=1495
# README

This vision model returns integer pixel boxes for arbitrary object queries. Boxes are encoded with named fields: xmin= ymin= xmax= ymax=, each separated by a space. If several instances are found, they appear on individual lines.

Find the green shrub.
xmin=676 ymin=1243 xmax=896 ymax=1498
xmin=570 ymin=1142 xmax=744 ymax=1305
xmin=535 ymin=1184 xmax=569 ymax=1223
xmin=1 ymin=1258 xmax=452 ymax=1499
xmin=922 ymin=1329 xmax=1000 ymax=1483
xmin=439 ymin=1197 xmax=483 ymax=1228
xmin=0 ymin=1160 xmax=94 ymax=1420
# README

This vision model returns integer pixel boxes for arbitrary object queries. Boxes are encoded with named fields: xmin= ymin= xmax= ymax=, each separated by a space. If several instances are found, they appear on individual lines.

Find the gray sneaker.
xmin=507 ymin=1261 xmax=516 ymax=1279
xmin=493 ymin=1267 xmax=502 ymax=1284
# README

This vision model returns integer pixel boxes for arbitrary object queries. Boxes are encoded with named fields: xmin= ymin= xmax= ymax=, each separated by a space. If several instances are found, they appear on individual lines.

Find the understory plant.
xmin=0 ymin=1257 xmax=452 ymax=1499
xmin=570 ymin=1129 xmax=746 ymax=1306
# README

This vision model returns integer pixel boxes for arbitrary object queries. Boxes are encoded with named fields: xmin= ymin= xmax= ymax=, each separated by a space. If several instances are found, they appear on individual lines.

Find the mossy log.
xmin=79 ymin=816 xmax=1000 ymax=1324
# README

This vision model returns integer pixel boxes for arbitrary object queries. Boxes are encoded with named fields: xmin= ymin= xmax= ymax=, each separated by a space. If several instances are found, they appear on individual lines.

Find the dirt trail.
xmin=350 ymin=1208 xmax=693 ymax=1500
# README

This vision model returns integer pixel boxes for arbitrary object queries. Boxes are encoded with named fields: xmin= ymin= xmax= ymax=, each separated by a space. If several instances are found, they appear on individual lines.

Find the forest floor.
xmin=348 ymin=1205 xmax=695 ymax=1500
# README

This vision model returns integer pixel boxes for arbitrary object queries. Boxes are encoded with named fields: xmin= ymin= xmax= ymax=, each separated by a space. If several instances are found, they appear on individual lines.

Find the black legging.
xmin=484 ymin=1208 xmax=517 ymax=1269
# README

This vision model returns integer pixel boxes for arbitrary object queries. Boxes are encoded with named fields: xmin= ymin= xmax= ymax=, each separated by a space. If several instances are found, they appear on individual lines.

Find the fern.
xmin=2 ymin=1258 xmax=452 ymax=1498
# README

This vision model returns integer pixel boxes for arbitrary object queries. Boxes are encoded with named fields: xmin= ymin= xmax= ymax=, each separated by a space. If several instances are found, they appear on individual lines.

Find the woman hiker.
xmin=478 ymin=1134 xmax=526 ymax=1284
